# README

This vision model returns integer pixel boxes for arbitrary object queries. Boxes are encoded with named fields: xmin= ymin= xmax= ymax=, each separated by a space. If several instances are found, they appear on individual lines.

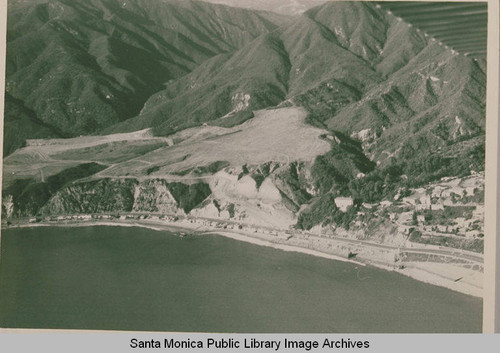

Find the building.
xmin=335 ymin=197 xmax=353 ymax=212
xmin=77 ymin=214 xmax=92 ymax=220
xmin=466 ymin=187 xmax=476 ymax=196
xmin=399 ymin=211 xmax=413 ymax=224
xmin=420 ymin=195 xmax=431 ymax=206
xmin=473 ymin=205 xmax=484 ymax=218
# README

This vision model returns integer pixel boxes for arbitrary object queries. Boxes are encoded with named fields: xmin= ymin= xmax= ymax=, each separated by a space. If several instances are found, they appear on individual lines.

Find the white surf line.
xmin=11 ymin=220 xmax=365 ymax=266
xmin=204 ymin=230 xmax=366 ymax=267
xmin=10 ymin=220 xmax=485 ymax=296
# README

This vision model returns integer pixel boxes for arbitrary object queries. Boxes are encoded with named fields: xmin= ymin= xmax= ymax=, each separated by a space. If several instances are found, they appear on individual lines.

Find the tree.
xmin=424 ymin=209 xmax=433 ymax=223
xmin=412 ymin=211 xmax=418 ymax=226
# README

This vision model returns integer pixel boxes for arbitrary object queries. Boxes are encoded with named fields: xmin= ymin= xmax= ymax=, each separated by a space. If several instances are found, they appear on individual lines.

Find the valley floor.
xmin=3 ymin=215 xmax=483 ymax=298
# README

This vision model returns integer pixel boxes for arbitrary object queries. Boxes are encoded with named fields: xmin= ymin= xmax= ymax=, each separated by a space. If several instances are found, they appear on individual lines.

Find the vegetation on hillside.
xmin=166 ymin=183 xmax=212 ymax=213
xmin=5 ymin=0 xmax=287 ymax=137
xmin=2 ymin=1 xmax=486 ymax=241
xmin=297 ymin=193 xmax=359 ymax=230
xmin=2 ymin=163 xmax=106 ymax=217
xmin=2 ymin=93 xmax=64 ymax=156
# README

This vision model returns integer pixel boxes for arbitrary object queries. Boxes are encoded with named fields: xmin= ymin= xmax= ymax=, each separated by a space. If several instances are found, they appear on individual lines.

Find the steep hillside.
xmin=2 ymin=163 xmax=107 ymax=217
xmin=327 ymin=44 xmax=486 ymax=163
xmin=116 ymin=3 xmax=384 ymax=134
xmin=108 ymin=32 xmax=292 ymax=134
xmin=279 ymin=15 xmax=381 ymax=96
xmin=304 ymin=1 xmax=428 ymax=74
xmin=292 ymin=1 xmax=486 ymax=189
xmin=5 ymin=0 xmax=287 ymax=141
xmin=2 ymin=107 xmax=372 ymax=230
xmin=2 ymin=1 xmax=486 ymax=239
xmin=2 ymin=93 xmax=64 ymax=156
xmin=117 ymin=1 xmax=485 ymax=181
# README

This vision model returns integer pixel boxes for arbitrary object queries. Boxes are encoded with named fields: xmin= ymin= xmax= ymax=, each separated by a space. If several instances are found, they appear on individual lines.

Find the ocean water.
xmin=0 ymin=226 xmax=482 ymax=332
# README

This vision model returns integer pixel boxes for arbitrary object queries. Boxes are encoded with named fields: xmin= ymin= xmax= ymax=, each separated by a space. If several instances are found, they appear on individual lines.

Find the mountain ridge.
xmin=2 ymin=1 xmax=486 ymax=241
xmin=5 ymin=0 xmax=289 ymax=138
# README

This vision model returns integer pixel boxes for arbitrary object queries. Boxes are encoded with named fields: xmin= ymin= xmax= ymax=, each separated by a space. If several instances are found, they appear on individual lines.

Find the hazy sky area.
xmin=201 ymin=0 xmax=329 ymax=15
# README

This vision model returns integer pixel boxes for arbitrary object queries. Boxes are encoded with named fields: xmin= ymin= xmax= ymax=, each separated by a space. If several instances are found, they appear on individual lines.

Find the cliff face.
xmin=2 ymin=1 xmax=486 ymax=242
xmin=41 ymin=179 xmax=138 ymax=215
xmin=3 ymin=177 xmax=212 ymax=217
xmin=132 ymin=180 xmax=180 ymax=215
xmin=2 ymin=160 xmax=316 ymax=229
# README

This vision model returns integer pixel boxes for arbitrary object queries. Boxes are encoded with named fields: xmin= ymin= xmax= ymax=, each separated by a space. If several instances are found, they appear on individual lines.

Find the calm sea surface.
xmin=0 ymin=226 xmax=482 ymax=332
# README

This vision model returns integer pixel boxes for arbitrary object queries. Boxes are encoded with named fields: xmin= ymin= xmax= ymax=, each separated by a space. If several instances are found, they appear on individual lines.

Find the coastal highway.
xmin=9 ymin=212 xmax=483 ymax=265
xmin=309 ymin=233 xmax=484 ymax=263
xmin=181 ymin=214 xmax=484 ymax=264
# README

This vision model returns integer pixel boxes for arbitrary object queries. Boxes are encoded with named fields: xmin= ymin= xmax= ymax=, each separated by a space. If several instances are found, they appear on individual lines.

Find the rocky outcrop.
xmin=33 ymin=178 xmax=212 ymax=216
xmin=132 ymin=180 xmax=181 ymax=215
xmin=41 ymin=179 xmax=138 ymax=215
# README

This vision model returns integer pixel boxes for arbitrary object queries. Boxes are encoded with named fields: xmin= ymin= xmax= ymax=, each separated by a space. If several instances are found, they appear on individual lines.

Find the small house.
xmin=335 ymin=197 xmax=353 ymax=212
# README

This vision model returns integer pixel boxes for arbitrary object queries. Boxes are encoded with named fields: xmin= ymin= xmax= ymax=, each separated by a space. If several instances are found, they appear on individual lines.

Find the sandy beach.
xmin=3 ymin=218 xmax=483 ymax=298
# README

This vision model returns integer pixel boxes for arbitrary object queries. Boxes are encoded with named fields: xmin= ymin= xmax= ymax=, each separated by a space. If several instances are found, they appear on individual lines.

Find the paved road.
xmin=305 ymin=232 xmax=483 ymax=263
xmin=11 ymin=212 xmax=483 ymax=265
xmin=184 ymin=215 xmax=484 ymax=264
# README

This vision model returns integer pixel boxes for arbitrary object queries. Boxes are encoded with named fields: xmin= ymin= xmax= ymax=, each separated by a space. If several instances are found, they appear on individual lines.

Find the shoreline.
xmin=2 ymin=219 xmax=483 ymax=298
xmin=203 ymin=230 xmax=366 ymax=267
